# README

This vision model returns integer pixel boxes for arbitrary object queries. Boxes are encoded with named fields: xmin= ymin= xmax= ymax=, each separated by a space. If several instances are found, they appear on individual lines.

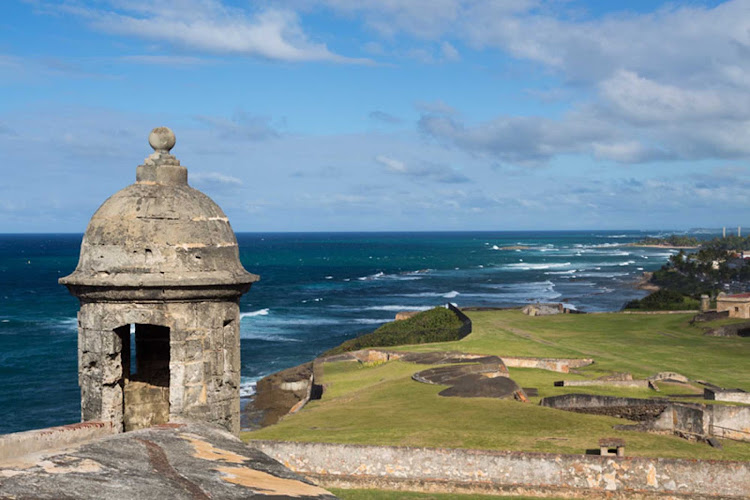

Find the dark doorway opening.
xmin=115 ymin=323 xmax=170 ymax=431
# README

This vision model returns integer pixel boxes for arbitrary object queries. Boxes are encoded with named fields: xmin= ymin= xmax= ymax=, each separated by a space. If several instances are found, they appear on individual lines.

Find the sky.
xmin=2 ymin=0 xmax=750 ymax=232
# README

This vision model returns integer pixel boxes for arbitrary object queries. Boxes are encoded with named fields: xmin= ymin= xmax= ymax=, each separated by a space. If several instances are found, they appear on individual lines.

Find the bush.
xmin=324 ymin=306 xmax=465 ymax=355
xmin=624 ymin=289 xmax=700 ymax=311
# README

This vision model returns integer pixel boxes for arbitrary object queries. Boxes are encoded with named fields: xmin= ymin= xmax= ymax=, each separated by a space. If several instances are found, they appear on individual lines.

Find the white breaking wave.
xmin=240 ymin=332 xmax=301 ymax=342
xmin=54 ymin=317 xmax=78 ymax=330
xmin=240 ymin=309 xmax=270 ymax=319
xmin=545 ymin=270 xmax=576 ymax=275
xmin=362 ymin=305 xmax=434 ymax=312
xmin=240 ymin=377 xmax=260 ymax=397
xmin=357 ymin=270 xmax=427 ymax=281
xmin=353 ymin=318 xmax=390 ymax=325
xmin=481 ymin=280 xmax=561 ymax=300
xmin=505 ymin=262 xmax=572 ymax=271
xmin=575 ymin=272 xmax=630 ymax=278
xmin=401 ymin=290 xmax=460 ymax=298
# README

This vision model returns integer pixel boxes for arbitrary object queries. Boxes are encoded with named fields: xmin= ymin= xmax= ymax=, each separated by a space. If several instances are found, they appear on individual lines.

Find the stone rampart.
xmin=555 ymin=379 xmax=651 ymax=388
xmin=652 ymin=403 xmax=750 ymax=442
xmin=704 ymin=388 xmax=750 ymax=404
xmin=540 ymin=394 xmax=668 ymax=422
xmin=500 ymin=356 xmax=593 ymax=373
xmin=250 ymin=440 xmax=750 ymax=498
xmin=0 ymin=421 xmax=116 ymax=463
xmin=447 ymin=302 xmax=472 ymax=338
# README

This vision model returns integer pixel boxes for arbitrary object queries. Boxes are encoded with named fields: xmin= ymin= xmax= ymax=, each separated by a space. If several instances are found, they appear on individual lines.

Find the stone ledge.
xmin=0 ymin=421 xmax=117 ymax=463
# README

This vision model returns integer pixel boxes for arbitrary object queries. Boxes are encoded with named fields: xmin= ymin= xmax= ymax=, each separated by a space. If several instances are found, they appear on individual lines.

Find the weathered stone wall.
xmin=447 ymin=303 xmax=472 ymax=338
xmin=555 ymin=379 xmax=650 ymax=388
xmin=651 ymin=403 xmax=750 ymax=442
xmin=251 ymin=441 xmax=750 ymax=498
xmin=704 ymin=388 xmax=750 ymax=404
xmin=711 ymin=405 xmax=750 ymax=441
xmin=500 ymin=356 xmax=594 ymax=373
xmin=0 ymin=421 xmax=116 ymax=463
xmin=716 ymin=297 xmax=750 ymax=319
xmin=77 ymin=299 xmax=241 ymax=434
xmin=540 ymin=394 xmax=668 ymax=422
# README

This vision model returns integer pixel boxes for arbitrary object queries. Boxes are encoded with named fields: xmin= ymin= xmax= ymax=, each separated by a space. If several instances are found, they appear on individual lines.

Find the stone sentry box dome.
xmin=60 ymin=127 xmax=258 ymax=435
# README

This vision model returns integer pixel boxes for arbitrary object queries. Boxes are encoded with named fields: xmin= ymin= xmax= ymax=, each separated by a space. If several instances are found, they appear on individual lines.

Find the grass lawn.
xmin=244 ymin=310 xmax=750 ymax=461
xmin=329 ymin=489 xmax=567 ymax=500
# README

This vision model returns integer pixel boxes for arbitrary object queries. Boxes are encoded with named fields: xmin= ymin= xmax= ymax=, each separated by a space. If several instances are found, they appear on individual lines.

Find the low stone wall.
xmin=540 ymin=394 xmax=668 ymax=422
xmin=447 ymin=303 xmax=472 ymax=338
xmin=703 ymin=322 xmax=750 ymax=337
xmin=250 ymin=440 xmax=750 ymax=498
xmin=500 ymin=356 xmax=594 ymax=373
xmin=711 ymin=405 xmax=750 ymax=441
xmin=555 ymin=379 xmax=651 ymax=389
xmin=652 ymin=403 xmax=750 ymax=442
xmin=0 ymin=421 xmax=116 ymax=462
xmin=704 ymin=388 xmax=750 ymax=404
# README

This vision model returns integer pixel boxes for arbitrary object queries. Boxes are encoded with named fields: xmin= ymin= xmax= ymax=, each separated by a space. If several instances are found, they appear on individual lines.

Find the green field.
xmin=244 ymin=310 xmax=750 ymax=461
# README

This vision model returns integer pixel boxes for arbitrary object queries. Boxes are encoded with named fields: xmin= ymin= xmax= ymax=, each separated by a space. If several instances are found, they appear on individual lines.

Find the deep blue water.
xmin=0 ymin=231 xmax=695 ymax=434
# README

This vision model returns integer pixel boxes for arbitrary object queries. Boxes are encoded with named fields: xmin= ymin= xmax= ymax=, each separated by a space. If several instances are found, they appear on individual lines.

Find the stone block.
xmin=169 ymin=362 xmax=186 ymax=388
xmin=184 ymin=361 xmax=205 ymax=385
xmin=185 ymin=384 xmax=207 ymax=405
xmin=172 ymin=338 xmax=203 ymax=363
xmin=100 ymin=330 xmax=123 ymax=354
xmin=80 ymin=329 xmax=103 ymax=353
xmin=101 ymin=356 xmax=123 ymax=385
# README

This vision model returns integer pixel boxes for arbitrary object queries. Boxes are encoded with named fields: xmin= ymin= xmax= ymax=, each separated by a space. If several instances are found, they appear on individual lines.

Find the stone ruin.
xmin=60 ymin=127 xmax=258 ymax=435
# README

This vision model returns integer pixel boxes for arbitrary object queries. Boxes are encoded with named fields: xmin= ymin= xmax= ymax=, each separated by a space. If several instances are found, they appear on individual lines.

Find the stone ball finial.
xmin=148 ymin=127 xmax=176 ymax=153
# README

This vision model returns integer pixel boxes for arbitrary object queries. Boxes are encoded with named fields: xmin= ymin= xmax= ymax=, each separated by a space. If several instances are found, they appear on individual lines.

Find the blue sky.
xmin=2 ymin=0 xmax=749 ymax=232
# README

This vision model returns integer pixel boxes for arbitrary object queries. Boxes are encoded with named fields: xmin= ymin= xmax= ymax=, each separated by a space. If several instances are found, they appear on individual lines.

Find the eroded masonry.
xmin=59 ymin=127 xmax=258 ymax=435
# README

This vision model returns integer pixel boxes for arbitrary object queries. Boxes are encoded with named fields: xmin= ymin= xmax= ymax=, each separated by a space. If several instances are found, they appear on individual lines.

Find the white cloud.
xmin=375 ymin=154 xmax=469 ymax=183
xmin=194 ymin=111 xmax=280 ymax=141
xmin=320 ymin=0 xmax=750 ymax=165
xmin=190 ymin=171 xmax=243 ymax=186
xmin=419 ymin=112 xmax=614 ymax=164
xmin=375 ymin=155 xmax=407 ymax=173
xmin=54 ymin=1 xmax=371 ymax=63
xmin=599 ymin=70 xmax=749 ymax=124
xmin=440 ymin=41 xmax=460 ymax=61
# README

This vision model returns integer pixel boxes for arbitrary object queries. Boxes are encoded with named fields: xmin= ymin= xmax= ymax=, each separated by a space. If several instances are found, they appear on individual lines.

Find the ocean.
xmin=0 ymin=231 xmax=690 ymax=434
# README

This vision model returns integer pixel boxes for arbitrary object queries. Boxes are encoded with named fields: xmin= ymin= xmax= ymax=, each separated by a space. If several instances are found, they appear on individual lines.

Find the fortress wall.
xmin=711 ymin=405 xmax=750 ymax=441
xmin=0 ymin=421 xmax=116 ymax=463
xmin=501 ymin=356 xmax=594 ymax=373
xmin=251 ymin=440 xmax=749 ymax=498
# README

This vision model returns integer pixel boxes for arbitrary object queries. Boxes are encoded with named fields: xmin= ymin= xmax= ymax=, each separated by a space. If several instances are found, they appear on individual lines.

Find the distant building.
xmin=716 ymin=292 xmax=750 ymax=319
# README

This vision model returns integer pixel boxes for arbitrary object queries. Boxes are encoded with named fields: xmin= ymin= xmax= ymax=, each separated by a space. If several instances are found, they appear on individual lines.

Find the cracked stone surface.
xmin=0 ymin=423 xmax=336 ymax=499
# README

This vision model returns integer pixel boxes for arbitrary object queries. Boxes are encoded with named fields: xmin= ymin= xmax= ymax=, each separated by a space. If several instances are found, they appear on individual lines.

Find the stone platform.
xmin=0 ymin=423 xmax=336 ymax=499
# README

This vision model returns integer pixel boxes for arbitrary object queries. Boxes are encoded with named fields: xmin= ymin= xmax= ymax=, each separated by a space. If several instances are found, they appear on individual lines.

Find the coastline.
xmin=633 ymin=271 xmax=660 ymax=292
xmin=626 ymin=243 xmax=699 ymax=249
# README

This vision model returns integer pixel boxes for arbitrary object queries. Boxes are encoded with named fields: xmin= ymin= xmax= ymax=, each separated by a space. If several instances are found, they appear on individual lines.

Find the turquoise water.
xmin=0 ymin=231 xmax=692 ymax=434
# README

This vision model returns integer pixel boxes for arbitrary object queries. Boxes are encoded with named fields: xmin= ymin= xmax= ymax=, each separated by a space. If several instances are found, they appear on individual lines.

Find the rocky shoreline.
xmin=633 ymin=271 xmax=660 ymax=292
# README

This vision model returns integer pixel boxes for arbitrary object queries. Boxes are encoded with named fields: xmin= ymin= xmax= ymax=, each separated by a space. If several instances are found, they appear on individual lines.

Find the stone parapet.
xmin=252 ymin=440 xmax=750 ymax=498
xmin=0 ymin=421 xmax=116 ymax=463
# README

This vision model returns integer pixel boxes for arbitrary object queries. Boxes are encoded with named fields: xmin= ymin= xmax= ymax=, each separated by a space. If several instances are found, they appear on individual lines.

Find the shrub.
xmin=324 ymin=306 xmax=465 ymax=355
xmin=624 ymin=289 xmax=700 ymax=311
